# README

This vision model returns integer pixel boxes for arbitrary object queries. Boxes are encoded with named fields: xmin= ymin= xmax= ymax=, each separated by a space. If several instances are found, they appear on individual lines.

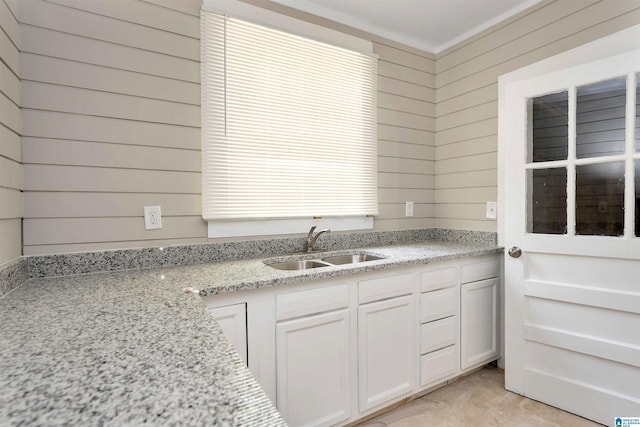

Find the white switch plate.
xmin=144 ymin=206 xmax=162 ymax=230
xmin=486 ymin=202 xmax=497 ymax=219
xmin=405 ymin=201 xmax=414 ymax=217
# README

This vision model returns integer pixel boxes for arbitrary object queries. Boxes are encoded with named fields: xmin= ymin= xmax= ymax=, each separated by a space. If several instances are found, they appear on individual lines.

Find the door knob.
xmin=508 ymin=247 xmax=522 ymax=258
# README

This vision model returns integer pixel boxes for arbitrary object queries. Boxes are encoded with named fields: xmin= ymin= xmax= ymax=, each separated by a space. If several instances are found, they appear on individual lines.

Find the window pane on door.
xmin=576 ymin=77 xmax=626 ymax=159
xmin=636 ymin=160 xmax=640 ymax=237
xmin=529 ymin=92 xmax=568 ymax=162
xmin=528 ymin=168 xmax=567 ymax=234
xmin=576 ymin=162 xmax=625 ymax=236
xmin=636 ymin=74 xmax=640 ymax=153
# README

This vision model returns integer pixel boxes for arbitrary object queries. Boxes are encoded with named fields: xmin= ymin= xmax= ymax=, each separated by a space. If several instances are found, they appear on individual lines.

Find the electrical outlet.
xmin=405 ymin=201 xmax=414 ymax=217
xmin=486 ymin=202 xmax=497 ymax=219
xmin=144 ymin=206 xmax=162 ymax=230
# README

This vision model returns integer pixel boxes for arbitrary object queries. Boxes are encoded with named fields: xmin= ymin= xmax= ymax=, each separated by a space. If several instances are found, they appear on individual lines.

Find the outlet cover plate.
xmin=486 ymin=201 xmax=497 ymax=219
xmin=144 ymin=206 xmax=162 ymax=230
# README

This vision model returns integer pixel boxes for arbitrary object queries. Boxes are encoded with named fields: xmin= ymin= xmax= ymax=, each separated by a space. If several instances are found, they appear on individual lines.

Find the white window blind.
xmin=201 ymin=11 xmax=378 ymax=222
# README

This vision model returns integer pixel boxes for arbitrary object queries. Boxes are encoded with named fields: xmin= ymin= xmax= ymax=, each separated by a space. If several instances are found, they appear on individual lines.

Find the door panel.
xmin=460 ymin=278 xmax=498 ymax=370
xmin=208 ymin=303 xmax=248 ymax=365
xmin=276 ymin=310 xmax=351 ymax=427
xmin=358 ymin=295 xmax=415 ymax=412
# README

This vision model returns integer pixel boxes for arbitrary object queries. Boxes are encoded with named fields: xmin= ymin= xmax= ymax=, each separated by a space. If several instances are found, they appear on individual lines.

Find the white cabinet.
xmin=418 ymin=264 xmax=459 ymax=387
xmin=420 ymin=345 xmax=457 ymax=386
xmin=420 ymin=287 xmax=457 ymax=323
xmin=202 ymin=252 xmax=501 ymax=426
xmin=208 ymin=303 xmax=248 ymax=365
xmin=460 ymin=256 xmax=500 ymax=371
xmin=420 ymin=316 xmax=456 ymax=354
xmin=357 ymin=272 xmax=416 ymax=412
xmin=276 ymin=310 xmax=351 ymax=427
xmin=460 ymin=277 xmax=499 ymax=370
xmin=275 ymin=283 xmax=351 ymax=427
xmin=358 ymin=294 xmax=416 ymax=412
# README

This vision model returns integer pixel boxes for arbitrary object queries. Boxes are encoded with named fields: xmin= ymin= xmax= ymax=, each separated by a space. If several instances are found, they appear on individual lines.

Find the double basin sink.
xmin=265 ymin=252 xmax=385 ymax=270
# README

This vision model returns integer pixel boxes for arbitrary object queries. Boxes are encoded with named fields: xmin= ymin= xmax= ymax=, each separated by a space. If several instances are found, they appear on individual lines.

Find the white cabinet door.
xmin=460 ymin=278 xmax=498 ymax=370
xmin=276 ymin=310 xmax=351 ymax=427
xmin=358 ymin=295 xmax=416 ymax=412
xmin=208 ymin=303 xmax=248 ymax=365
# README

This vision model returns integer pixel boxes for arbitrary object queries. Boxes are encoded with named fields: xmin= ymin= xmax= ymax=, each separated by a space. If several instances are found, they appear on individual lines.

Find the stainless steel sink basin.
xmin=268 ymin=260 xmax=332 ymax=270
xmin=321 ymin=254 xmax=385 ymax=265
xmin=265 ymin=252 xmax=386 ymax=270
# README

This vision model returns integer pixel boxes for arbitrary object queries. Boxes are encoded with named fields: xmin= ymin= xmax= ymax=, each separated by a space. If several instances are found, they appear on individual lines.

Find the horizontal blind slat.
xmin=201 ymin=12 xmax=378 ymax=220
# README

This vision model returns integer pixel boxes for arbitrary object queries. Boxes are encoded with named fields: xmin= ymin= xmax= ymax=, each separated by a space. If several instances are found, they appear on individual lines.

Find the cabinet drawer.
xmin=358 ymin=272 xmax=414 ymax=304
xmin=420 ymin=287 xmax=457 ymax=323
xmin=420 ymin=267 xmax=457 ymax=292
xmin=276 ymin=284 xmax=349 ymax=321
xmin=420 ymin=345 xmax=457 ymax=387
xmin=460 ymin=257 xmax=499 ymax=283
xmin=420 ymin=316 xmax=456 ymax=355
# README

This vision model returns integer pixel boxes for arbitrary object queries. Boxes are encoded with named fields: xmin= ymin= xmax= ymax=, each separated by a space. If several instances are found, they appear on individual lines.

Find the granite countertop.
xmin=0 ymin=240 xmax=501 ymax=426
xmin=193 ymin=240 xmax=501 ymax=296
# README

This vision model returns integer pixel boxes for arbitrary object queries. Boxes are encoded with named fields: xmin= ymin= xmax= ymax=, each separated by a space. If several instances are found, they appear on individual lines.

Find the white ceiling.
xmin=270 ymin=0 xmax=544 ymax=54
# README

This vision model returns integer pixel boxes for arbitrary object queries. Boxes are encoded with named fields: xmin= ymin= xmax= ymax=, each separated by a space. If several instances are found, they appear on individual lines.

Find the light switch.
xmin=405 ymin=201 xmax=414 ymax=217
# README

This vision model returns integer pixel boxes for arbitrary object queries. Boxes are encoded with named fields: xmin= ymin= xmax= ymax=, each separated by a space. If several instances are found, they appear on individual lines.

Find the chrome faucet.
xmin=306 ymin=226 xmax=330 ymax=252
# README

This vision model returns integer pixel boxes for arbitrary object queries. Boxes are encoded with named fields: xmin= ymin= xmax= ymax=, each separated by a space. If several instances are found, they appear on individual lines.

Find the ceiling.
xmin=270 ymin=0 xmax=544 ymax=54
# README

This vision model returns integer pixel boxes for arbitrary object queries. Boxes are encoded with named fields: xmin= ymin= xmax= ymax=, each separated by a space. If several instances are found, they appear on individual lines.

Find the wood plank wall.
xmin=20 ymin=0 xmax=203 ymax=254
xmin=375 ymin=42 xmax=435 ymax=230
xmin=0 ymin=0 xmax=21 ymax=264
xmin=19 ymin=0 xmax=435 ymax=255
xmin=15 ymin=0 xmax=640 ymax=255
xmin=434 ymin=0 xmax=640 ymax=232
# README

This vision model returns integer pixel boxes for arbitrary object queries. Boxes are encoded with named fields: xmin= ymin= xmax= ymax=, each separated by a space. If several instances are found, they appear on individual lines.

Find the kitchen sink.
xmin=265 ymin=252 xmax=386 ymax=270
xmin=268 ymin=260 xmax=333 ymax=270
xmin=321 ymin=254 xmax=385 ymax=265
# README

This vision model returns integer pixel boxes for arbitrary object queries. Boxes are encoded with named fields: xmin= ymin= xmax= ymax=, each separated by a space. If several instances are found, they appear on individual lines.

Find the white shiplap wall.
xmin=19 ymin=0 xmax=435 ymax=255
xmin=375 ymin=42 xmax=435 ymax=230
xmin=14 ymin=0 xmax=640 ymax=254
xmin=434 ymin=0 xmax=640 ymax=231
xmin=0 ymin=0 xmax=21 ymax=264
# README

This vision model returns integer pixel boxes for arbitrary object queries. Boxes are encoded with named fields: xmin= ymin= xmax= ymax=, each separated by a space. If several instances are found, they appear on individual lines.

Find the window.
xmin=201 ymin=9 xmax=378 ymax=237
xmin=527 ymin=74 xmax=640 ymax=237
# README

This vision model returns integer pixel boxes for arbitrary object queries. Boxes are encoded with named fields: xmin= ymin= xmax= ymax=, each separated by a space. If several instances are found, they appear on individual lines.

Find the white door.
xmin=276 ymin=310 xmax=351 ymax=427
xmin=208 ymin=303 xmax=248 ymax=365
xmin=502 ymin=41 xmax=640 ymax=425
xmin=460 ymin=278 xmax=498 ymax=370
xmin=358 ymin=295 xmax=415 ymax=412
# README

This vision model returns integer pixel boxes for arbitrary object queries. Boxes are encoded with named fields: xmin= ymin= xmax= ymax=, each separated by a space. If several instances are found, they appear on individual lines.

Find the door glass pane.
xmin=636 ymin=160 xmax=640 ymax=237
xmin=576 ymin=162 xmax=625 ymax=236
xmin=576 ymin=77 xmax=626 ymax=158
xmin=528 ymin=168 xmax=567 ymax=234
xmin=636 ymin=74 xmax=640 ymax=153
xmin=528 ymin=92 xmax=568 ymax=162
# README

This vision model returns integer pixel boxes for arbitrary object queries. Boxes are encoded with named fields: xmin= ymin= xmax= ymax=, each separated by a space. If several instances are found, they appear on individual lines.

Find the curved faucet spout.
xmin=306 ymin=226 xmax=330 ymax=252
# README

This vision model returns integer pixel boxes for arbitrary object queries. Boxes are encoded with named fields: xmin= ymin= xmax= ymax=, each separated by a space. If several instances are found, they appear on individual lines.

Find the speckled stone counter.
xmin=0 ymin=270 xmax=285 ymax=426
xmin=0 ymin=239 xmax=501 ymax=426
xmin=195 ymin=240 xmax=502 ymax=296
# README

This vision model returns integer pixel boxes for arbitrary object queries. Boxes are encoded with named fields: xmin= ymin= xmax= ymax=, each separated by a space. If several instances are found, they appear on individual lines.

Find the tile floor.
xmin=357 ymin=367 xmax=603 ymax=426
